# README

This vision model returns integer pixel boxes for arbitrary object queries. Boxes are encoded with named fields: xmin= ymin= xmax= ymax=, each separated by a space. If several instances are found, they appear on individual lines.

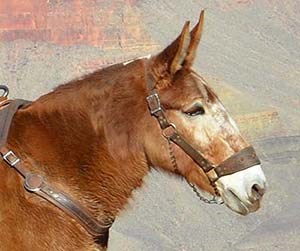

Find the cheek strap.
xmin=146 ymin=89 xmax=261 ymax=183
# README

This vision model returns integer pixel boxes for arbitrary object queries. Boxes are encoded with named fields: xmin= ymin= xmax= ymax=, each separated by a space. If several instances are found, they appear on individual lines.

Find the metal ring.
xmin=24 ymin=174 xmax=44 ymax=192
xmin=162 ymin=123 xmax=177 ymax=139
xmin=0 ymin=85 xmax=9 ymax=97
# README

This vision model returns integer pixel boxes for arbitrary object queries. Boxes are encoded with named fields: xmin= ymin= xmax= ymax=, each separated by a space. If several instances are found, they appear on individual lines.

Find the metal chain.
xmin=167 ymin=138 xmax=180 ymax=174
xmin=185 ymin=180 xmax=223 ymax=205
xmin=166 ymin=139 xmax=223 ymax=205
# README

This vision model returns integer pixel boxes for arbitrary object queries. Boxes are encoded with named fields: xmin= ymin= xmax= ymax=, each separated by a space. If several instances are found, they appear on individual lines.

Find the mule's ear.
xmin=183 ymin=10 xmax=205 ymax=69
xmin=170 ymin=21 xmax=191 ymax=75
xmin=153 ymin=21 xmax=190 ymax=82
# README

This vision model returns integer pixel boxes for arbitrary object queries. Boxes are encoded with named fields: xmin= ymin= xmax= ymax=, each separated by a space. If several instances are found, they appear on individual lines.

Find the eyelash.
xmin=183 ymin=104 xmax=205 ymax=116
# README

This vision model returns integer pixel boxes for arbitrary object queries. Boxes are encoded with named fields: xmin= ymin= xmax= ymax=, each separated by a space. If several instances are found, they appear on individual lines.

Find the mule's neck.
xmin=8 ymin=60 xmax=150 ymax=217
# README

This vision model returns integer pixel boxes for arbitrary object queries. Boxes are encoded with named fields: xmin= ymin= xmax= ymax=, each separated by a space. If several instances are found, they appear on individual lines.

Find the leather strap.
xmin=146 ymin=91 xmax=214 ymax=172
xmin=0 ymin=97 xmax=113 ymax=242
xmin=0 ymin=99 xmax=31 ymax=146
xmin=145 ymin=65 xmax=261 ymax=182
xmin=214 ymin=146 xmax=260 ymax=177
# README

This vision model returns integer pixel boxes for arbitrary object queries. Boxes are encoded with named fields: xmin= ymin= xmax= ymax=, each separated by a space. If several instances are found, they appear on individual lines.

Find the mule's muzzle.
xmin=216 ymin=164 xmax=267 ymax=215
xmin=251 ymin=183 xmax=266 ymax=201
xmin=226 ymin=188 xmax=263 ymax=216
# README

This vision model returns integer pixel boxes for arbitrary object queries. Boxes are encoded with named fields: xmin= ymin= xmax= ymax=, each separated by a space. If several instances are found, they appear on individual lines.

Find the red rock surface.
xmin=0 ymin=0 xmax=152 ymax=48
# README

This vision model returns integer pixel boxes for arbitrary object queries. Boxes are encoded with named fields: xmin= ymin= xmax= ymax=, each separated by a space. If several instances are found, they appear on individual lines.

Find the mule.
xmin=0 ymin=11 xmax=266 ymax=251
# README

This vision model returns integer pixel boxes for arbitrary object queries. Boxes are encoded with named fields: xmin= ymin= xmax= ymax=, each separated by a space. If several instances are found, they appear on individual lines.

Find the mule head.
xmin=143 ymin=11 xmax=266 ymax=215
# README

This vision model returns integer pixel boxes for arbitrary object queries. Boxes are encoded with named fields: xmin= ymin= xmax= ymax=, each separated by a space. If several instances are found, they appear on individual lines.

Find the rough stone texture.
xmin=0 ymin=0 xmax=299 ymax=250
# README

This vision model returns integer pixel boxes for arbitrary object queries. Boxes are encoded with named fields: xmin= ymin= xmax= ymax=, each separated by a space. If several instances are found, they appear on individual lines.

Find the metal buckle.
xmin=24 ymin=173 xmax=44 ymax=192
xmin=3 ymin=150 xmax=20 ymax=167
xmin=206 ymin=168 xmax=219 ymax=183
xmin=0 ymin=85 xmax=9 ymax=98
xmin=162 ymin=123 xmax=177 ymax=139
xmin=146 ymin=93 xmax=162 ymax=115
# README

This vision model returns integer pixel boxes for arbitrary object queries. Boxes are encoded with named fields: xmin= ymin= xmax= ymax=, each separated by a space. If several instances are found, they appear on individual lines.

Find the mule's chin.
xmin=221 ymin=189 xmax=260 ymax=216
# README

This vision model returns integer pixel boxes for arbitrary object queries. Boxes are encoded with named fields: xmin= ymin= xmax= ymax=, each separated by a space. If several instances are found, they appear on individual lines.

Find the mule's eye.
xmin=184 ymin=103 xmax=205 ymax=116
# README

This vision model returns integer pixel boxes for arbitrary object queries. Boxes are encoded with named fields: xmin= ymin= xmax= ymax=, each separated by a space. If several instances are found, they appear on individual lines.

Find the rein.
xmin=145 ymin=65 xmax=261 ymax=199
xmin=0 ymin=87 xmax=112 ymax=246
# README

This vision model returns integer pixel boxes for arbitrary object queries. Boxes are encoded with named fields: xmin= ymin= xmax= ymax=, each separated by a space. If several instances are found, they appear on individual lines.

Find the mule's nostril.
xmin=251 ymin=184 xmax=265 ymax=199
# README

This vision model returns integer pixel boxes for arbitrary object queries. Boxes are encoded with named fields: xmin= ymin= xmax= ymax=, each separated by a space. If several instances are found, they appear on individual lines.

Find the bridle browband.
xmin=0 ymin=88 xmax=112 ymax=246
xmin=145 ymin=66 xmax=261 ymax=185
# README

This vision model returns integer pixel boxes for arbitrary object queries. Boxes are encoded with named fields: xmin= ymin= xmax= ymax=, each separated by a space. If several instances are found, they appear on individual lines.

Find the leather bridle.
xmin=145 ymin=68 xmax=261 ymax=186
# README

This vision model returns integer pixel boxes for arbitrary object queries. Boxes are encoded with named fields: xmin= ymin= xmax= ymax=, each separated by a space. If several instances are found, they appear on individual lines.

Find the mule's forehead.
xmin=197 ymin=81 xmax=209 ymax=101
xmin=181 ymin=73 xmax=244 ymax=143
xmin=160 ymin=71 xmax=220 ymax=109
xmin=188 ymin=71 xmax=217 ymax=104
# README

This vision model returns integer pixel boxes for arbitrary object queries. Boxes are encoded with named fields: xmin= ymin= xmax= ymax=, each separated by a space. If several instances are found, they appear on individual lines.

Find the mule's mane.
xmin=35 ymin=61 xmax=127 ymax=107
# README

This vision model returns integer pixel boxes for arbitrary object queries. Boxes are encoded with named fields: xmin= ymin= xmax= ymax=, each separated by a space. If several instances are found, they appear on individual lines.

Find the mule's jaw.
xmin=215 ymin=165 xmax=267 ymax=215
xmin=223 ymin=189 xmax=261 ymax=216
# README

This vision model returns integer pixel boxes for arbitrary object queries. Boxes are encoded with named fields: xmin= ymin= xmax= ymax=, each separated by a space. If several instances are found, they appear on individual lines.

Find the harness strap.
xmin=0 ymin=99 xmax=30 ymax=146
xmin=0 ymin=98 xmax=112 ymax=245
xmin=146 ymin=91 xmax=214 ymax=172
xmin=144 ymin=62 xmax=261 ymax=182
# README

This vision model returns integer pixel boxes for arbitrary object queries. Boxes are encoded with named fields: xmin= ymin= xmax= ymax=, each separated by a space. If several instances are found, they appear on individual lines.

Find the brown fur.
xmin=0 ymin=12 xmax=248 ymax=250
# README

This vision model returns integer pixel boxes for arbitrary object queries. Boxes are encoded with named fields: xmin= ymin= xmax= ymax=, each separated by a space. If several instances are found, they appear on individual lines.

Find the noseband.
xmin=145 ymin=71 xmax=261 ymax=186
